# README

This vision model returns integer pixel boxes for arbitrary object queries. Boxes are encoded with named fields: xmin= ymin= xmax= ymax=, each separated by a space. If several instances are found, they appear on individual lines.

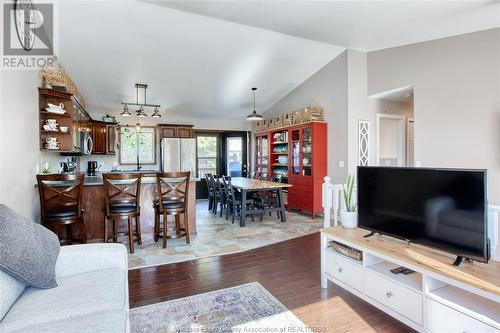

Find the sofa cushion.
xmin=0 ymin=270 xmax=25 ymax=321
xmin=0 ymin=204 xmax=60 ymax=289
xmin=4 ymin=310 xmax=128 ymax=333
xmin=0 ymin=269 xmax=127 ymax=332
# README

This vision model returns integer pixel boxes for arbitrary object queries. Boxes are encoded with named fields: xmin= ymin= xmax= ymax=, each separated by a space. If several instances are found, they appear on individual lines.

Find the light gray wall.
xmin=347 ymin=49 xmax=415 ymax=173
xmin=263 ymin=50 xmax=349 ymax=184
xmin=368 ymin=28 xmax=500 ymax=204
xmin=0 ymin=71 xmax=41 ymax=220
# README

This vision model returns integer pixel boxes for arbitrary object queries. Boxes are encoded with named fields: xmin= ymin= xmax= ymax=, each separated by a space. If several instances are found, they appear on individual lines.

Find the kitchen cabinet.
xmin=177 ymin=126 xmax=193 ymax=138
xmin=158 ymin=124 xmax=194 ymax=140
xmin=38 ymin=88 xmax=75 ymax=152
xmin=90 ymin=121 xmax=106 ymax=154
xmin=159 ymin=126 xmax=177 ymax=139
xmin=106 ymin=124 xmax=117 ymax=155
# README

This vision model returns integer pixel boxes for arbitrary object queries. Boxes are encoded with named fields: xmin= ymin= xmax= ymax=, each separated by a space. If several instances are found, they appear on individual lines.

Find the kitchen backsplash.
xmin=38 ymin=152 xmax=160 ymax=174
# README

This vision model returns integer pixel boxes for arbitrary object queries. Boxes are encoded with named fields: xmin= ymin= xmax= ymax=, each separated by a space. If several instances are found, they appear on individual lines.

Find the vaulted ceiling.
xmin=59 ymin=1 xmax=344 ymax=120
xmin=59 ymin=1 xmax=500 ymax=121
xmin=149 ymin=1 xmax=500 ymax=51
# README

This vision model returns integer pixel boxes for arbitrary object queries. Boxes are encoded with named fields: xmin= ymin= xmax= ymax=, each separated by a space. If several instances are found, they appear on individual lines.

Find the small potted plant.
xmin=341 ymin=174 xmax=357 ymax=228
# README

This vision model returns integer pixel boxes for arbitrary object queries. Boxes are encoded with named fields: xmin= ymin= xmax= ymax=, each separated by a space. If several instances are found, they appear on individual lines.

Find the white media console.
xmin=320 ymin=227 xmax=500 ymax=333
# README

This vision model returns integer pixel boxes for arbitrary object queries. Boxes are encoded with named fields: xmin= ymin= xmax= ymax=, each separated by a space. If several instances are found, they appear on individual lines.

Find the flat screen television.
xmin=357 ymin=166 xmax=489 ymax=264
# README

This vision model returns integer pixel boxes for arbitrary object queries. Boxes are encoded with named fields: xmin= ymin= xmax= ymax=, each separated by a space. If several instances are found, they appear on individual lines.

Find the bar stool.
xmin=102 ymin=173 xmax=142 ymax=254
xmin=154 ymin=172 xmax=191 ymax=248
xmin=37 ymin=174 xmax=86 ymax=245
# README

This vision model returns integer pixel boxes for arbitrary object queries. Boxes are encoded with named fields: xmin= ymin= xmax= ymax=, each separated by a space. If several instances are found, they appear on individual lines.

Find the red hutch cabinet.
xmin=254 ymin=121 xmax=327 ymax=218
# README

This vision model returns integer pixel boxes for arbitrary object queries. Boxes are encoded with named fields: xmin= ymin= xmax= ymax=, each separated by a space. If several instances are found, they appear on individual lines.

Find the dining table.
xmin=229 ymin=177 xmax=292 ymax=227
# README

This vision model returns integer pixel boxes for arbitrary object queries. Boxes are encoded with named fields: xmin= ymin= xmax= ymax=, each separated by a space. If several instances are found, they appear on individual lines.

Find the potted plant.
xmin=341 ymin=174 xmax=357 ymax=228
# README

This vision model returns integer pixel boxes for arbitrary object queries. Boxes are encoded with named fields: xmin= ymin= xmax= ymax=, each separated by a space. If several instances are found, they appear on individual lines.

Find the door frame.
xmin=220 ymin=131 xmax=248 ymax=178
xmin=376 ymin=113 xmax=407 ymax=167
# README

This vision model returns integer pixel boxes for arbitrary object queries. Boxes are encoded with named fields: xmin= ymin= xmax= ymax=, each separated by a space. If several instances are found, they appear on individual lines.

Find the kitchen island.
xmin=37 ymin=172 xmax=198 ymax=243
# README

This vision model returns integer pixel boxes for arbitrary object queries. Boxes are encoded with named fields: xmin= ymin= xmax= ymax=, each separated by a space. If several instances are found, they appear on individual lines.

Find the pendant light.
xmin=151 ymin=106 xmax=161 ymax=118
xmin=136 ymin=106 xmax=147 ymax=118
xmin=246 ymin=87 xmax=263 ymax=121
xmin=121 ymin=105 xmax=131 ymax=117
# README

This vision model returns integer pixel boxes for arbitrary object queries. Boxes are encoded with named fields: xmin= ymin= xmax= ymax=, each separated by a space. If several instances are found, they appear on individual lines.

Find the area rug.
xmin=130 ymin=282 xmax=308 ymax=333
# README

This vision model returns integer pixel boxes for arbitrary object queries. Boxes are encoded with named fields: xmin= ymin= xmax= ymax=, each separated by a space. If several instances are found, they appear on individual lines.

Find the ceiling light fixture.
xmin=121 ymin=105 xmax=131 ymax=117
xmin=246 ymin=87 xmax=263 ymax=121
xmin=151 ymin=106 xmax=162 ymax=118
xmin=120 ymin=83 xmax=161 ymax=118
xmin=136 ymin=106 xmax=147 ymax=118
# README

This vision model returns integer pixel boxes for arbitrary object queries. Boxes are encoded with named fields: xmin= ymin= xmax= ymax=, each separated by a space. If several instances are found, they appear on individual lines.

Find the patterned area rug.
xmin=128 ymin=202 xmax=323 ymax=269
xmin=130 ymin=282 xmax=308 ymax=333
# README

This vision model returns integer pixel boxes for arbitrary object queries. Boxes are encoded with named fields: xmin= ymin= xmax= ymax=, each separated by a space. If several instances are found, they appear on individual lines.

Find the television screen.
xmin=357 ymin=166 xmax=488 ymax=263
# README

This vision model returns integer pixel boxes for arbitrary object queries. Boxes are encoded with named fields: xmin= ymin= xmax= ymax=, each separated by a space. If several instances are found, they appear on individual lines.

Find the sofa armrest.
xmin=55 ymin=243 xmax=128 ymax=279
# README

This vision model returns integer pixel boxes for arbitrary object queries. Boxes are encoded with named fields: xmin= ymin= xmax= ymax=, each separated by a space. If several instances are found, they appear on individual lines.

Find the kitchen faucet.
xmin=136 ymin=155 xmax=142 ymax=171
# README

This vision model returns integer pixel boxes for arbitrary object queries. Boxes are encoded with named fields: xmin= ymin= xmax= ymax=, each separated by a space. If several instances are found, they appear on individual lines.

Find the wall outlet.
xmin=338 ymin=161 xmax=345 ymax=168
xmin=415 ymin=161 xmax=422 ymax=167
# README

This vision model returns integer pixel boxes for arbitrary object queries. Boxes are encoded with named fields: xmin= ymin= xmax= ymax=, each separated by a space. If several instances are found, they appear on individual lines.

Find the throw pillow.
xmin=0 ymin=204 xmax=60 ymax=289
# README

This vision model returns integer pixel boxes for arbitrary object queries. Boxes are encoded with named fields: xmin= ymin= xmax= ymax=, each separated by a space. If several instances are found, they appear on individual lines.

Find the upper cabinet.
xmin=39 ymin=88 xmax=76 ymax=152
xmin=106 ymin=124 xmax=117 ymax=155
xmin=89 ymin=121 xmax=117 ymax=155
xmin=90 ymin=121 xmax=106 ymax=154
xmin=158 ymin=124 xmax=194 ymax=140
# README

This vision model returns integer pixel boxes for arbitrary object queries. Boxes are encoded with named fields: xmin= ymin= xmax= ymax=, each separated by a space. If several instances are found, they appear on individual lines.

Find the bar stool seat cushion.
xmin=109 ymin=203 xmax=137 ymax=214
xmin=46 ymin=210 xmax=78 ymax=220
xmin=153 ymin=199 xmax=185 ymax=210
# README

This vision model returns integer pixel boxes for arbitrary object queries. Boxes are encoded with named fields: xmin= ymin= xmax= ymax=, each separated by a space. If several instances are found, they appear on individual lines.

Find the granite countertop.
xmin=35 ymin=171 xmax=200 ymax=186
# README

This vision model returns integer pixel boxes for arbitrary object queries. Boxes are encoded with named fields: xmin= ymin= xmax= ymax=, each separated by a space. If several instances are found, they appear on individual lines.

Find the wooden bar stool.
xmin=102 ymin=173 xmax=142 ymax=254
xmin=36 ymin=174 xmax=86 ymax=245
xmin=154 ymin=172 xmax=190 ymax=248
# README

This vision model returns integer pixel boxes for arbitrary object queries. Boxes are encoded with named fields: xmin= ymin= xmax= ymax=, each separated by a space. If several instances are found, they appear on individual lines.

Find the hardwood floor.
xmin=129 ymin=232 xmax=416 ymax=333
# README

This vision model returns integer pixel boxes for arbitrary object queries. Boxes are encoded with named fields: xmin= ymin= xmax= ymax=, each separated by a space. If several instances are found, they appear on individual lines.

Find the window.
xmin=197 ymin=135 xmax=217 ymax=178
xmin=119 ymin=126 xmax=156 ymax=164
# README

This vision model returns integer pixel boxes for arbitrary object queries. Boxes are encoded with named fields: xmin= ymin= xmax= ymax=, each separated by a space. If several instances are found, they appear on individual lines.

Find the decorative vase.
xmin=341 ymin=211 xmax=357 ymax=229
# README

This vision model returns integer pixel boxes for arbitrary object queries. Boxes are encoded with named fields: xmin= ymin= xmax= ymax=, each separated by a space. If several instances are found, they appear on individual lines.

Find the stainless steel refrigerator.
xmin=161 ymin=138 xmax=197 ymax=175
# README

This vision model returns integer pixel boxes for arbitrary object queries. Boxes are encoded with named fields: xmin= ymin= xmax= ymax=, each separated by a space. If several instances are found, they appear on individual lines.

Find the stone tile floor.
xmin=128 ymin=201 xmax=323 ymax=269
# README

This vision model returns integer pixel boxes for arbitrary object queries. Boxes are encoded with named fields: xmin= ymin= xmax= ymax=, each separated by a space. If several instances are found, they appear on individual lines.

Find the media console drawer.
xmin=365 ymin=270 xmax=423 ymax=325
xmin=426 ymin=298 xmax=498 ymax=333
xmin=325 ymin=250 xmax=363 ymax=292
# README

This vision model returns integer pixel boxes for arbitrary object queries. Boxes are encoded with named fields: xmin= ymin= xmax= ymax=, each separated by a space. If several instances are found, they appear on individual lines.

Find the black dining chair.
xmin=205 ymin=173 xmax=215 ymax=211
xmin=210 ymin=174 xmax=223 ymax=215
xmin=223 ymin=176 xmax=256 ymax=224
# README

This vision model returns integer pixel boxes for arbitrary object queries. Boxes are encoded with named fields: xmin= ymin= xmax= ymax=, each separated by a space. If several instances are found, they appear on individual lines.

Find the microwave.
xmin=61 ymin=130 xmax=93 ymax=156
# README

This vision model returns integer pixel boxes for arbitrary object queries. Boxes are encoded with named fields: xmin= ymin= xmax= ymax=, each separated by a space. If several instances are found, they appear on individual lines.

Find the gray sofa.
xmin=0 ymin=243 xmax=130 ymax=333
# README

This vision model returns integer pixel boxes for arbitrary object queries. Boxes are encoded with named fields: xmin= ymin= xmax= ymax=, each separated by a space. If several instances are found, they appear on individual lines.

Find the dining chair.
xmin=154 ymin=172 xmax=191 ymax=248
xmin=223 ymin=176 xmax=255 ymax=224
xmin=205 ymin=173 xmax=215 ymax=211
xmin=37 ymin=174 xmax=86 ymax=245
xmin=102 ymin=173 xmax=142 ymax=254
xmin=211 ymin=174 xmax=222 ymax=215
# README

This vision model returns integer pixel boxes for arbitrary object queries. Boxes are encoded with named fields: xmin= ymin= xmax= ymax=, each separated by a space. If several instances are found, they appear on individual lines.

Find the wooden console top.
xmin=321 ymin=227 xmax=500 ymax=296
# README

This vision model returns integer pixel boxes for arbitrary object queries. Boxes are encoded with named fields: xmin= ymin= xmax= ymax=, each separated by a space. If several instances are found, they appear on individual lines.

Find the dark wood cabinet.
xmin=177 ymin=126 xmax=193 ymax=138
xmin=90 ymin=121 xmax=106 ymax=155
xmin=106 ymin=124 xmax=117 ymax=155
xmin=90 ymin=121 xmax=117 ymax=155
xmin=158 ymin=124 xmax=194 ymax=140
xmin=159 ymin=126 xmax=177 ymax=139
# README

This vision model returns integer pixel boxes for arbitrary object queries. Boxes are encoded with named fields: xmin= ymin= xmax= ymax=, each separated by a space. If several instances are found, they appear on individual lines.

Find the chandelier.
xmin=121 ymin=83 xmax=161 ymax=118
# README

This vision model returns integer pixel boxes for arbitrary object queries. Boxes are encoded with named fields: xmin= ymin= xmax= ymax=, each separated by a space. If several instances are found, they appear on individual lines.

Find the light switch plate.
xmin=338 ymin=161 xmax=345 ymax=168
